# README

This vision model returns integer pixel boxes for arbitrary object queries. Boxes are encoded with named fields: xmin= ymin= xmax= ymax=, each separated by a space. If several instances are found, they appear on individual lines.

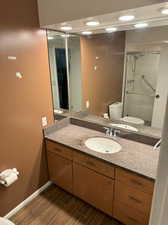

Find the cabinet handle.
xmin=130 ymin=179 xmax=143 ymax=186
xmin=128 ymin=195 xmax=142 ymax=204
xmin=86 ymin=161 xmax=96 ymax=167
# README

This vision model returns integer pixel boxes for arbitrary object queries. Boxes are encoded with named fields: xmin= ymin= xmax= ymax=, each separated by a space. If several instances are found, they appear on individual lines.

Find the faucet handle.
xmin=112 ymin=129 xmax=121 ymax=137
xmin=104 ymin=127 xmax=110 ymax=135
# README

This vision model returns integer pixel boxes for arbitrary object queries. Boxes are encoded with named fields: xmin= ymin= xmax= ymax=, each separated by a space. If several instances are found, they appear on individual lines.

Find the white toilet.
xmin=0 ymin=218 xmax=15 ymax=225
xmin=109 ymin=102 xmax=145 ymax=125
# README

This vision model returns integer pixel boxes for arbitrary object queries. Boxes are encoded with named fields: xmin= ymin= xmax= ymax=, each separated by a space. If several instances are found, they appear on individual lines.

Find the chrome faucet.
xmin=104 ymin=127 xmax=120 ymax=138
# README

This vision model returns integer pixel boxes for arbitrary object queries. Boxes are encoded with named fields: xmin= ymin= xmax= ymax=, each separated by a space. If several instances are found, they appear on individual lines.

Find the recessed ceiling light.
xmin=160 ymin=7 xmax=168 ymax=15
xmin=86 ymin=21 xmax=100 ymax=26
xmin=119 ymin=15 xmax=135 ymax=21
xmin=81 ymin=31 xmax=93 ymax=35
xmin=48 ymin=36 xmax=54 ymax=40
xmin=105 ymin=27 xmax=117 ymax=33
xmin=61 ymin=26 xmax=72 ymax=31
xmin=134 ymin=23 xmax=148 ymax=28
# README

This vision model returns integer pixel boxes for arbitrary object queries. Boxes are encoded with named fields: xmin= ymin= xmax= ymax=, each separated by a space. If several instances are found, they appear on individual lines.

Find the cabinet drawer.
xmin=46 ymin=140 xmax=73 ymax=160
xmin=116 ymin=168 xmax=154 ymax=195
xmin=73 ymin=151 xmax=115 ymax=178
xmin=47 ymin=151 xmax=73 ymax=193
xmin=113 ymin=202 xmax=149 ymax=225
xmin=115 ymin=181 xmax=152 ymax=215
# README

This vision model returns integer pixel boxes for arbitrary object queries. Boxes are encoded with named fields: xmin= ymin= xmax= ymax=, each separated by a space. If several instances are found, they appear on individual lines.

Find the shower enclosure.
xmin=123 ymin=52 xmax=160 ymax=126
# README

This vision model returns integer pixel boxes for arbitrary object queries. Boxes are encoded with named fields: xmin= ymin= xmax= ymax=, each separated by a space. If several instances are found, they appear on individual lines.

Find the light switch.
xmin=16 ymin=72 xmax=23 ymax=79
xmin=42 ymin=116 xmax=48 ymax=127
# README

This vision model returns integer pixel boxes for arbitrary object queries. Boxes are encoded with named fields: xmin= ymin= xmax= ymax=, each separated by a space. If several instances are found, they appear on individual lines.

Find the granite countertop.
xmin=45 ymin=118 xmax=159 ymax=180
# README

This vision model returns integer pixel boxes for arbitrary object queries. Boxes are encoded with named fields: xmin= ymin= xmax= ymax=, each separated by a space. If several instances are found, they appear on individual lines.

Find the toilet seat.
xmin=120 ymin=116 xmax=145 ymax=125
xmin=0 ymin=218 xmax=15 ymax=225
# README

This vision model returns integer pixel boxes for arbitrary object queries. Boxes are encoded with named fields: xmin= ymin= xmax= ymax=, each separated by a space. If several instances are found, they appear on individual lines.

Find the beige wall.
xmin=37 ymin=0 xmax=160 ymax=26
xmin=126 ymin=26 xmax=168 ymax=47
xmin=0 ymin=0 xmax=54 ymax=216
xmin=80 ymin=32 xmax=125 ymax=116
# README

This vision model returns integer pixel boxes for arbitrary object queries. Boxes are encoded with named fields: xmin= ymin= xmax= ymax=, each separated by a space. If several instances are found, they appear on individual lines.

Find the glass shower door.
xmin=124 ymin=52 xmax=160 ymax=126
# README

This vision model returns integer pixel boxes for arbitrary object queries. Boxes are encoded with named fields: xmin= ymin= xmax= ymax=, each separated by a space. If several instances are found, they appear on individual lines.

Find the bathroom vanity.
xmin=44 ymin=118 xmax=159 ymax=225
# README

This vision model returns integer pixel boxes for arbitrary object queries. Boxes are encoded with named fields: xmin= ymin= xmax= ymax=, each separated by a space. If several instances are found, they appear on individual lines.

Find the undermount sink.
xmin=110 ymin=123 xmax=138 ymax=132
xmin=84 ymin=137 xmax=121 ymax=154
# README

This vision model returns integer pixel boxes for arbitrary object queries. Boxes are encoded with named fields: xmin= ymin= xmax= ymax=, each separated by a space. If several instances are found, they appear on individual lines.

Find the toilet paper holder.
xmin=0 ymin=168 xmax=19 ymax=186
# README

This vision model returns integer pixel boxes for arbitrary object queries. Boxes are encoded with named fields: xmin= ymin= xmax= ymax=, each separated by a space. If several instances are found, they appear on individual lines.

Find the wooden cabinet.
xmin=47 ymin=150 xmax=73 ymax=193
xmin=46 ymin=140 xmax=73 ymax=160
xmin=73 ymin=151 xmax=115 ymax=178
xmin=116 ymin=168 xmax=154 ymax=195
xmin=73 ymin=163 xmax=114 ymax=216
xmin=115 ymin=181 xmax=152 ymax=214
xmin=46 ymin=140 xmax=154 ymax=225
xmin=113 ymin=168 xmax=154 ymax=225
xmin=114 ymin=202 xmax=149 ymax=225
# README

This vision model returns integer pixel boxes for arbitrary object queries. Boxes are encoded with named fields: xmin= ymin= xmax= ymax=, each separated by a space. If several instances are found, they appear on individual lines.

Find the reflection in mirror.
xmin=47 ymin=32 xmax=69 ymax=110
xmin=123 ymin=26 xmax=168 ymax=129
xmin=81 ymin=32 xmax=125 ymax=116
xmin=124 ymin=52 xmax=160 ymax=127
xmin=47 ymin=31 xmax=82 ymax=113
xmin=68 ymin=35 xmax=82 ymax=112
xmin=47 ymin=25 xmax=168 ymax=133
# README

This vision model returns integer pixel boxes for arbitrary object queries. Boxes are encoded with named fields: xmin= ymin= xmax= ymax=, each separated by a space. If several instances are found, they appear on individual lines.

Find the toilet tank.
xmin=109 ymin=102 xmax=123 ymax=120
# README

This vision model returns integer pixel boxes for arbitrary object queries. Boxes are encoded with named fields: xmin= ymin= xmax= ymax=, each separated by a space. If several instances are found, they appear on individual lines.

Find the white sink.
xmin=110 ymin=123 xmax=138 ymax=132
xmin=84 ymin=137 xmax=121 ymax=154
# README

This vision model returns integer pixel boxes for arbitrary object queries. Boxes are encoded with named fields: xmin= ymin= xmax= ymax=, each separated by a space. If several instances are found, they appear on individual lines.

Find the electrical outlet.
xmin=42 ymin=116 xmax=48 ymax=127
xmin=86 ymin=100 xmax=90 ymax=109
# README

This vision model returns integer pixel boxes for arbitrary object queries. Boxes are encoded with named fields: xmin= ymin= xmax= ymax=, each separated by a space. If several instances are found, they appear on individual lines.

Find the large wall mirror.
xmin=47 ymin=24 xmax=168 ymax=133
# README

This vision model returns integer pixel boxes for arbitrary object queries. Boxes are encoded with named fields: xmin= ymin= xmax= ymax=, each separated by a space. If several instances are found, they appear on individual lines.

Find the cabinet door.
xmin=47 ymin=151 xmax=73 ymax=193
xmin=73 ymin=163 xmax=114 ymax=216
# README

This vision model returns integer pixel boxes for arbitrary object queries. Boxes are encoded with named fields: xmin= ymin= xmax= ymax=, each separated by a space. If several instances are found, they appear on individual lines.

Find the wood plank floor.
xmin=11 ymin=184 xmax=123 ymax=225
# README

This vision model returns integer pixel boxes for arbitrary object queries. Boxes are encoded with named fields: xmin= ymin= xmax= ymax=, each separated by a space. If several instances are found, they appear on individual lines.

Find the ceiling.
xmin=45 ymin=2 xmax=168 ymax=35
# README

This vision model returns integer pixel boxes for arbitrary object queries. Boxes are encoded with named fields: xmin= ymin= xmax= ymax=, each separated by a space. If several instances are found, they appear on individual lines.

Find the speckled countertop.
xmin=45 ymin=118 xmax=159 ymax=180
